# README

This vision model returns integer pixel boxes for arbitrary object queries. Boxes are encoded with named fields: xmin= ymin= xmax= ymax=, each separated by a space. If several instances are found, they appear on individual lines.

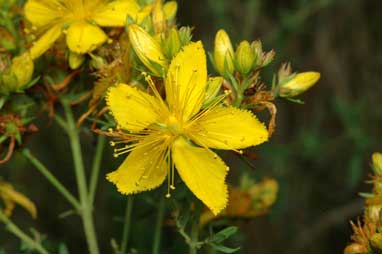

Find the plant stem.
xmin=62 ymin=101 xmax=99 ymax=254
xmin=89 ymin=135 xmax=106 ymax=204
xmin=21 ymin=149 xmax=81 ymax=210
xmin=120 ymin=196 xmax=134 ymax=254
xmin=0 ymin=211 xmax=49 ymax=254
xmin=190 ymin=202 xmax=202 ymax=254
xmin=152 ymin=196 xmax=165 ymax=254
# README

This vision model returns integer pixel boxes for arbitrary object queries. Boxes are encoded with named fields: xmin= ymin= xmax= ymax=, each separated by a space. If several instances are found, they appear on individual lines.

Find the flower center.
xmin=166 ymin=115 xmax=182 ymax=136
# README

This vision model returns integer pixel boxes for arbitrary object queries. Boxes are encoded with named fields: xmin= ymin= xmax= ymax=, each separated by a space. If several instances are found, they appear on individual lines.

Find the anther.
xmin=170 ymin=185 xmax=176 ymax=190
xmin=110 ymin=141 xmax=115 ymax=146
xmin=165 ymin=193 xmax=171 ymax=198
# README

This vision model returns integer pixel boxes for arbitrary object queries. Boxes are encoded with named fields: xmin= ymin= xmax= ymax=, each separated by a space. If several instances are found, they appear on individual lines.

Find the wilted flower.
xmin=106 ymin=42 xmax=268 ymax=214
xmin=0 ymin=180 xmax=37 ymax=218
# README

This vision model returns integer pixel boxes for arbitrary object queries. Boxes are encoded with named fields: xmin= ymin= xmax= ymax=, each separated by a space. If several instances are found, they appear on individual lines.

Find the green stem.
xmin=62 ymin=101 xmax=99 ymax=254
xmin=152 ymin=196 xmax=165 ymax=254
xmin=189 ymin=222 xmax=198 ymax=254
xmin=89 ymin=135 xmax=106 ymax=204
xmin=120 ymin=196 xmax=134 ymax=254
xmin=21 ymin=149 xmax=81 ymax=210
xmin=190 ymin=203 xmax=202 ymax=254
xmin=0 ymin=211 xmax=49 ymax=254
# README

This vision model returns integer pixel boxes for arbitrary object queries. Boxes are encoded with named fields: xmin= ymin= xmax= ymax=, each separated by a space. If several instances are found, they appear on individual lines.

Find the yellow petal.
xmin=106 ymin=83 xmax=162 ymax=132
xmin=68 ymin=51 xmax=85 ymax=69
xmin=66 ymin=21 xmax=107 ymax=54
xmin=24 ymin=0 xmax=62 ymax=27
xmin=28 ymin=24 xmax=62 ymax=60
xmin=172 ymin=137 xmax=228 ymax=215
xmin=92 ymin=0 xmax=141 ymax=27
xmin=0 ymin=182 xmax=37 ymax=219
xmin=107 ymin=136 xmax=168 ymax=194
xmin=165 ymin=41 xmax=207 ymax=122
xmin=187 ymin=107 xmax=268 ymax=150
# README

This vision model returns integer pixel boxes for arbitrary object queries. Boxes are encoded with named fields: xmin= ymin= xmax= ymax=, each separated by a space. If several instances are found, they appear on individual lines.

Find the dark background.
xmin=1 ymin=0 xmax=382 ymax=253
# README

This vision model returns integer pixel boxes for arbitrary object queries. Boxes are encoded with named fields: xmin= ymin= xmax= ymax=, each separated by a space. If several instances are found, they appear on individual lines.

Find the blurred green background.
xmin=176 ymin=0 xmax=381 ymax=253
xmin=1 ymin=0 xmax=382 ymax=253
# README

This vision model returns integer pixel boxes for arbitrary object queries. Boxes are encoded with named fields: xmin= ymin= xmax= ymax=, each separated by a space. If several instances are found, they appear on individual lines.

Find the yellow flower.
xmin=24 ymin=0 xmax=148 ymax=62
xmin=106 ymin=42 xmax=268 ymax=215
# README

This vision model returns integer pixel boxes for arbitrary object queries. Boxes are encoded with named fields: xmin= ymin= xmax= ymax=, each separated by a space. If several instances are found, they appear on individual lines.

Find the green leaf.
xmin=210 ymin=243 xmax=240 ymax=253
xmin=208 ymin=226 xmax=238 ymax=244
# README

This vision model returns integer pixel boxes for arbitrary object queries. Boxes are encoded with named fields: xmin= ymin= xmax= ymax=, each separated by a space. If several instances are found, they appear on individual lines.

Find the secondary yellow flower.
xmin=106 ymin=41 xmax=268 ymax=215
xmin=24 ymin=0 xmax=148 ymax=63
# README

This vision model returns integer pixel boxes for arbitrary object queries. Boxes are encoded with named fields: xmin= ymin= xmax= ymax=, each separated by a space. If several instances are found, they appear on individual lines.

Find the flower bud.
xmin=127 ymin=24 xmax=168 ymax=77
xmin=152 ymin=0 xmax=165 ymax=34
xmin=1 ymin=53 xmax=34 ymax=94
xmin=163 ymin=1 xmax=178 ymax=22
xmin=162 ymin=28 xmax=181 ymax=60
xmin=279 ymin=72 xmax=320 ymax=97
xmin=178 ymin=26 xmax=193 ymax=46
xmin=343 ymin=243 xmax=367 ymax=254
xmin=214 ymin=29 xmax=235 ymax=78
xmin=372 ymin=152 xmax=382 ymax=175
xmin=262 ymin=50 xmax=275 ymax=67
xmin=251 ymin=40 xmax=263 ymax=66
xmin=370 ymin=233 xmax=382 ymax=253
xmin=235 ymin=40 xmax=255 ymax=76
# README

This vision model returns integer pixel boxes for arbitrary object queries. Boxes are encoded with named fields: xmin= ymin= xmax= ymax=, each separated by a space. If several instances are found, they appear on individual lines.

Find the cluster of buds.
xmin=127 ymin=24 xmax=192 ymax=77
xmin=213 ymin=29 xmax=275 ymax=79
xmin=343 ymin=153 xmax=382 ymax=254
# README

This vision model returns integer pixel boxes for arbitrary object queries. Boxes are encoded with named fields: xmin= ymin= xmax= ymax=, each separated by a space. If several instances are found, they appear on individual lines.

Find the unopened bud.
xmin=279 ymin=72 xmax=320 ymax=97
xmin=163 ymin=1 xmax=178 ymax=22
xmin=152 ymin=0 xmax=166 ymax=33
xmin=372 ymin=152 xmax=382 ymax=175
xmin=162 ymin=28 xmax=181 ymax=60
xmin=127 ymin=24 xmax=168 ymax=77
xmin=262 ymin=49 xmax=275 ymax=67
xmin=235 ymin=40 xmax=255 ymax=76
xmin=370 ymin=233 xmax=382 ymax=253
xmin=251 ymin=40 xmax=263 ymax=66
xmin=214 ymin=29 xmax=235 ymax=78
xmin=1 ymin=53 xmax=34 ymax=94
xmin=178 ymin=26 xmax=193 ymax=46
